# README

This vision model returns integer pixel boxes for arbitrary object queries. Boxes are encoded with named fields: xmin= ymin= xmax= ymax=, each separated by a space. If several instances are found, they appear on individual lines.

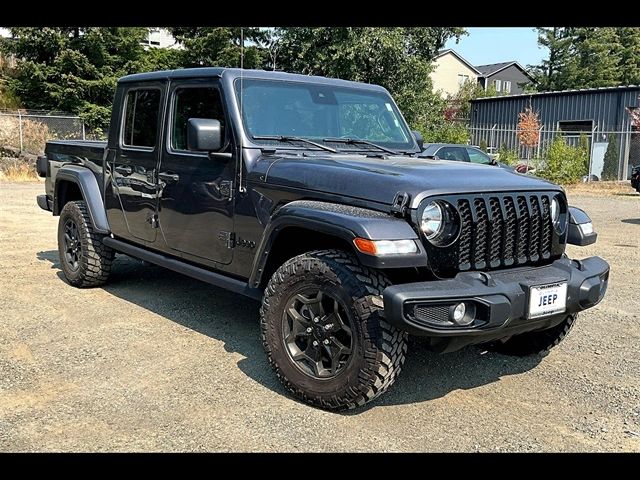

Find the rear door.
xmin=111 ymin=85 xmax=164 ymax=243
xmin=156 ymin=79 xmax=236 ymax=265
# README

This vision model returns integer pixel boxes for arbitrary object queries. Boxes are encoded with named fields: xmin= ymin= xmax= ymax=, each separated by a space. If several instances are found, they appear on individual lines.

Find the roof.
xmin=118 ymin=67 xmax=387 ymax=92
xmin=471 ymin=84 xmax=640 ymax=102
xmin=434 ymin=49 xmax=481 ymax=75
xmin=474 ymin=61 xmax=534 ymax=81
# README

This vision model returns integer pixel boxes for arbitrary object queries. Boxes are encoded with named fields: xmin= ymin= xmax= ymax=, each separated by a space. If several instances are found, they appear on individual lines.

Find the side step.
xmin=102 ymin=237 xmax=262 ymax=301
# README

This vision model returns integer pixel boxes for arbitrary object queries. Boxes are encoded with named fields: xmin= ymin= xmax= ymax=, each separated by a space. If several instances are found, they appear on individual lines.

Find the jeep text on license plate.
xmin=528 ymin=282 xmax=568 ymax=319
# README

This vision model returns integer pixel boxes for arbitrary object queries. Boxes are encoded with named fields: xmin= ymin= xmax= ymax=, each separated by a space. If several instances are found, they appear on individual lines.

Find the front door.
xmin=156 ymin=80 xmax=235 ymax=265
xmin=111 ymin=85 xmax=164 ymax=243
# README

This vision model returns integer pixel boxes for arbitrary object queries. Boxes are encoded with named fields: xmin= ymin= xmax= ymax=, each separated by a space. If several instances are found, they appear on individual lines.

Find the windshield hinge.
xmin=390 ymin=192 xmax=410 ymax=217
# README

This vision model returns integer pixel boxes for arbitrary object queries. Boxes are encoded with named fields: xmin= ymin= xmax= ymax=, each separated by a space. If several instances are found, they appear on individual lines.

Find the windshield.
xmin=234 ymin=78 xmax=416 ymax=152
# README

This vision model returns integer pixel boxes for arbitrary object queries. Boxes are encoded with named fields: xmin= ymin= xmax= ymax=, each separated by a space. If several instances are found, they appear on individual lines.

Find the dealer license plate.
xmin=528 ymin=282 xmax=568 ymax=319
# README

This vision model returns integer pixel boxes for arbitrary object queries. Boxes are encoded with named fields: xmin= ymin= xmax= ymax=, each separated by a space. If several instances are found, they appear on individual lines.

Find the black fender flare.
xmin=54 ymin=165 xmax=110 ymax=234
xmin=248 ymin=200 xmax=428 ymax=287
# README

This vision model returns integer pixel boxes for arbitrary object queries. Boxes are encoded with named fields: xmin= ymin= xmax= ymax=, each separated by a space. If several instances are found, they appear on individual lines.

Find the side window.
xmin=466 ymin=147 xmax=492 ymax=164
xmin=171 ymin=86 xmax=225 ymax=151
xmin=123 ymin=89 xmax=161 ymax=148
xmin=494 ymin=79 xmax=502 ymax=92
xmin=504 ymin=81 xmax=512 ymax=94
xmin=437 ymin=147 xmax=469 ymax=162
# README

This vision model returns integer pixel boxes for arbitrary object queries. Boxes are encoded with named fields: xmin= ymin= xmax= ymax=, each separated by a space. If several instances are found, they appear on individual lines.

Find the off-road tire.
xmin=57 ymin=200 xmax=114 ymax=287
xmin=488 ymin=314 xmax=578 ymax=357
xmin=260 ymin=249 xmax=408 ymax=410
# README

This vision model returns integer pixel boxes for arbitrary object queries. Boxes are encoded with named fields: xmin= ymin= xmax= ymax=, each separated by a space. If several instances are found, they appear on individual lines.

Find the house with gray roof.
xmin=475 ymin=61 xmax=534 ymax=95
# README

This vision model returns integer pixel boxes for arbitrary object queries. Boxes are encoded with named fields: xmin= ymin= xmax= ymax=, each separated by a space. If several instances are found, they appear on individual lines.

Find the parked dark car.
xmin=36 ymin=68 xmax=609 ymax=410
xmin=631 ymin=165 xmax=640 ymax=192
xmin=418 ymin=143 xmax=494 ymax=165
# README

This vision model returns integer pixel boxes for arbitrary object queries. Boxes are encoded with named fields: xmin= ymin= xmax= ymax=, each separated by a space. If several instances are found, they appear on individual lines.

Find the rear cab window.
xmin=122 ymin=88 xmax=161 ymax=149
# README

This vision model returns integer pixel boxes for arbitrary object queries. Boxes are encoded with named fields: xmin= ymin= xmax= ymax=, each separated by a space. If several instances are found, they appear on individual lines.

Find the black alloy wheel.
xmin=63 ymin=218 xmax=81 ymax=271
xmin=282 ymin=289 xmax=353 ymax=379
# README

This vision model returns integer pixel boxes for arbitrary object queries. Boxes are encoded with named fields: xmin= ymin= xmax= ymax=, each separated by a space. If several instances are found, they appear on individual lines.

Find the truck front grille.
xmin=456 ymin=193 xmax=555 ymax=271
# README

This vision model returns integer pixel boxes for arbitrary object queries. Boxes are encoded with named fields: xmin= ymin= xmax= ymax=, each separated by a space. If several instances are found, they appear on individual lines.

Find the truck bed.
xmin=44 ymin=140 xmax=108 ymax=198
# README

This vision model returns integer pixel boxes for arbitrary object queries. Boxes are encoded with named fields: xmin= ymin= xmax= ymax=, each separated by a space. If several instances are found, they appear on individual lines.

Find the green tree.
xmin=570 ymin=28 xmax=621 ymax=89
xmin=530 ymin=27 xmax=628 ymax=91
xmin=602 ymin=134 xmax=620 ymax=180
xmin=617 ymin=27 xmax=640 ymax=85
xmin=169 ymin=27 xmax=268 ymax=68
xmin=1 ymin=27 xmax=176 ymax=130
xmin=529 ymin=27 xmax=575 ymax=91
xmin=272 ymin=27 xmax=465 ymax=134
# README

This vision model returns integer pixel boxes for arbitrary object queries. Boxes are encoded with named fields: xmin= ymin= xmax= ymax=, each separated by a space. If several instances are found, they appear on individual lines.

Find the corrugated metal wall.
xmin=469 ymin=87 xmax=640 ymax=180
xmin=470 ymin=86 xmax=640 ymax=131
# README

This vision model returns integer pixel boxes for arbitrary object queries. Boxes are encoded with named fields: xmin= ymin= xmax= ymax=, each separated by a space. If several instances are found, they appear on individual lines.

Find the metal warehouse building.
xmin=469 ymin=86 xmax=640 ymax=180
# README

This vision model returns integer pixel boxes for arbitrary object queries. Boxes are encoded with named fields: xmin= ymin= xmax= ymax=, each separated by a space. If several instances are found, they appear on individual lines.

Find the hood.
xmin=256 ymin=153 xmax=561 ymax=208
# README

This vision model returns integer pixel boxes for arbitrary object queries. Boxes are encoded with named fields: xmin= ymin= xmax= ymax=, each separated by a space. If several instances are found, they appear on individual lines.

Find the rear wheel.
xmin=260 ymin=249 xmax=407 ymax=410
xmin=57 ymin=200 xmax=114 ymax=287
xmin=488 ymin=314 xmax=577 ymax=357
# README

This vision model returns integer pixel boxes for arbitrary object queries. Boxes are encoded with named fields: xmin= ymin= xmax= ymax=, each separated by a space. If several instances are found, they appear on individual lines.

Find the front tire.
xmin=260 ymin=249 xmax=407 ymax=410
xmin=57 ymin=200 xmax=114 ymax=287
xmin=488 ymin=314 xmax=578 ymax=357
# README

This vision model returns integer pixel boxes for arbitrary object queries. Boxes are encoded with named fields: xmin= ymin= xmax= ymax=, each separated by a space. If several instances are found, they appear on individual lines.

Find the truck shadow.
xmin=37 ymin=250 xmax=542 ymax=411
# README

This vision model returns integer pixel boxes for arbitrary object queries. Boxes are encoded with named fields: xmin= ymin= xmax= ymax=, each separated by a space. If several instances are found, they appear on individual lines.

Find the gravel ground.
xmin=0 ymin=181 xmax=639 ymax=452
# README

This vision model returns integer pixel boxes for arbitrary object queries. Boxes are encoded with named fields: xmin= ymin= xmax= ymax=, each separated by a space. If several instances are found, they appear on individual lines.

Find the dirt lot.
xmin=1 ymin=181 xmax=639 ymax=452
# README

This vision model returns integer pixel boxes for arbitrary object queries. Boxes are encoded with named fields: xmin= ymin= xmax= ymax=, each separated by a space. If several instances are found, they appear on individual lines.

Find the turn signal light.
xmin=353 ymin=238 xmax=418 ymax=256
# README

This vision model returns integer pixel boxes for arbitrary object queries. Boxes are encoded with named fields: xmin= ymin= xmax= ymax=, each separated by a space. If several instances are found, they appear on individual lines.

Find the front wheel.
xmin=487 ymin=314 xmax=578 ymax=357
xmin=260 ymin=249 xmax=407 ymax=410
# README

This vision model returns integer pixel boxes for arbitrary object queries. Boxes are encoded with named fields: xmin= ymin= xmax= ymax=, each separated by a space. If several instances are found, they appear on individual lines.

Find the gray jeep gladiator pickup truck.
xmin=36 ymin=68 xmax=610 ymax=410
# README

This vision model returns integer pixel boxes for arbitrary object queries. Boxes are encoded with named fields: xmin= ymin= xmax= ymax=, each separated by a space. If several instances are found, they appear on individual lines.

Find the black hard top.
xmin=118 ymin=67 xmax=387 ymax=92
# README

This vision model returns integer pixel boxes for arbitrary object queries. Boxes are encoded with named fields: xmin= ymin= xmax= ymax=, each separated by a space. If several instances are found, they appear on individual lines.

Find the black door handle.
xmin=115 ymin=165 xmax=133 ymax=175
xmin=159 ymin=172 xmax=180 ymax=183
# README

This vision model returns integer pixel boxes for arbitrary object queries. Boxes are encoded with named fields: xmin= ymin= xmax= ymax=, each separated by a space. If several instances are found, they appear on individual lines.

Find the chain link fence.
xmin=0 ymin=110 xmax=87 ymax=155
xmin=469 ymin=124 xmax=639 ymax=181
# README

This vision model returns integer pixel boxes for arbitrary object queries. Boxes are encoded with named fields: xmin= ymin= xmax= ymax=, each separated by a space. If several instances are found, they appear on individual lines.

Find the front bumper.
xmin=383 ymin=256 xmax=609 ymax=344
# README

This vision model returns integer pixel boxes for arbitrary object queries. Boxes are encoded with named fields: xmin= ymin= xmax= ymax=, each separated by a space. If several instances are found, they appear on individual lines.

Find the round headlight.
xmin=551 ymin=196 xmax=560 ymax=225
xmin=421 ymin=201 xmax=443 ymax=240
xmin=420 ymin=200 xmax=460 ymax=246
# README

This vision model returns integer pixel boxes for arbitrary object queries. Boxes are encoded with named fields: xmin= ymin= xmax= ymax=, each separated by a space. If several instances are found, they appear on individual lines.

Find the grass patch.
xmin=564 ymin=181 xmax=638 ymax=197
xmin=0 ymin=158 xmax=40 ymax=182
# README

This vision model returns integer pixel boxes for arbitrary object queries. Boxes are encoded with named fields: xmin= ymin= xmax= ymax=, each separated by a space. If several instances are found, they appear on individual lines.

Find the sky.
xmin=445 ymin=27 xmax=545 ymax=67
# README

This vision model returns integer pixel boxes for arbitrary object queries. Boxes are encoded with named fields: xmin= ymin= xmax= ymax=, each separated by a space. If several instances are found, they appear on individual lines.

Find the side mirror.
xmin=412 ymin=130 xmax=424 ymax=150
xmin=187 ymin=118 xmax=222 ymax=152
xmin=567 ymin=206 xmax=597 ymax=246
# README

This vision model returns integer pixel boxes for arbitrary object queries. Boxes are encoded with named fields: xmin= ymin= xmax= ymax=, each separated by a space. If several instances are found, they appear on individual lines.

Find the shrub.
xmin=497 ymin=145 xmax=519 ymax=166
xmin=601 ymin=134 xmax=619 ymax=180
xmin=538 ymin=136 xmax=588 ymax=184
xmin=479 ymin=139 xmax=488 ymax=152
xmin=424 ymin=122 xmax=469 ymax=144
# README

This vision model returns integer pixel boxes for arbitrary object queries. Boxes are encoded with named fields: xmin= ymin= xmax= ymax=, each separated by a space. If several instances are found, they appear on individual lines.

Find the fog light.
xmin=450 ymin=302 xmax=474 ymax=326
xmin=453 ymin=303 xmax=466 ymax=322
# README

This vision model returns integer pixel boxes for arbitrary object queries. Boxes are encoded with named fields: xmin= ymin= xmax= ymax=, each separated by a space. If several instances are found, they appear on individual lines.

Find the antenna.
xmin=238 ymin=27 xmax=246 ymax=193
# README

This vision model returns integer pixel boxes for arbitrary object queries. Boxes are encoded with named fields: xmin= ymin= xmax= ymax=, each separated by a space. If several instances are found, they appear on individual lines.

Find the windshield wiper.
xmin=323 ymin=137 xmax=398 ymax=155
xmin=252 ymin=135 xmax=337 ymax=153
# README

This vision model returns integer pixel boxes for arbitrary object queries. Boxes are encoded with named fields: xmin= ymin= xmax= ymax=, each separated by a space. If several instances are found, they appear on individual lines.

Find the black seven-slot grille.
xmin=425 ymin=192 xmax=561 ymax=275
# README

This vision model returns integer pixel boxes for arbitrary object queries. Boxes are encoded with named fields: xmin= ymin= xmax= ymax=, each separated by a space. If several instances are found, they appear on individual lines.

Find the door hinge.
xmin=147 ymin=213 xmax=160 ymax=228
xmin=219 ymin=180 xmax=234 ymax=200
xmin=390 ymin=191 xmax=410 ymax=217
xmin=218 ymin=231 xmax=235 ymax=249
